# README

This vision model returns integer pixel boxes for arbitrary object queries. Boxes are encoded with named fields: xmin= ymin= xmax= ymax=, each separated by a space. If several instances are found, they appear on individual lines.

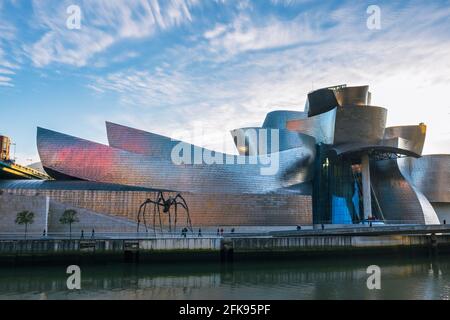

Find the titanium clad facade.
xmin=1 ymin=84 xmax=447 ymax=229
xmin=230 ymin=128 xmax=314 ymax=156
xmin=262 ymin=111 xmax=307 ymax=129
xmin=333 ymin=85 xmax=371 ymax=107
xmin=38 ymin=127 xmax=316 ymax=195
xmin=384 ymin=125 xmax=427 ymax=156
xmin=285 ymin=108 xmax=336 ymax=145
xmin=333 ymin=105 xmax=387 ymax=145
xmin=107 ymin=121 xmax=185 ymax=158
xmin=371 ymin=159 xmax=439 ymax=224
xmin=399 ymin=155 xmax=450 ymax=203
xmin=2 ymin=183 xmax=312 ymax=226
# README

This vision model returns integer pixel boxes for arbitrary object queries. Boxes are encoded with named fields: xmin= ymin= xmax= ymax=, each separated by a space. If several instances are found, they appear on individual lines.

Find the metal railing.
xmin=1 ymin=222 xmax=450 ymax=240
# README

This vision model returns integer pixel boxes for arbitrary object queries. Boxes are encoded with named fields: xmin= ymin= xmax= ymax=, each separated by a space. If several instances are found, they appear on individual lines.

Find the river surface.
xmin=1 ymin=255 xmax=450 ymax=300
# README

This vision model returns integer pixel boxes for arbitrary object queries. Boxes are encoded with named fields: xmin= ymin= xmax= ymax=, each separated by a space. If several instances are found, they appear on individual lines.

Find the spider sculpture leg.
xmin=142 ymin=202 xmax=148 ymax=233
xmin=153 ymin=203 xmax=157 ymax=237
xmin=153 ymin=191 xmax=165 ymax=233
xmin=157 ymin=202 xmax=163 ymax=233
xmin=136 ymin=204 xmax=142 ymax=233
xmin=167 ymin=201 xmax=172 ymax=233
xmin=174 ymin=194 xmax=193 ymax=232
xmin=137 ymin=200 xmax=150 ymax=233
xmin=174 ymin=202 xmax=178 ymax=233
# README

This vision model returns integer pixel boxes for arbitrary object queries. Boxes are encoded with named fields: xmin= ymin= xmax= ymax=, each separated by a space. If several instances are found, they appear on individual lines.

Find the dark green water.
xmin=1 ymin=255 xmax=450 ymax=300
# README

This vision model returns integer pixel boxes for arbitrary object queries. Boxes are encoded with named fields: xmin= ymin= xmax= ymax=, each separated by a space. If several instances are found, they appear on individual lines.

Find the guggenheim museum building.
xmin=1 ymin=84 xmax=449 ymax=232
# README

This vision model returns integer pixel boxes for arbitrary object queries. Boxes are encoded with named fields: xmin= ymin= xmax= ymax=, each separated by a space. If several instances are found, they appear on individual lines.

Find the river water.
xmin=1 ymin=255 xmax=450 ymax=300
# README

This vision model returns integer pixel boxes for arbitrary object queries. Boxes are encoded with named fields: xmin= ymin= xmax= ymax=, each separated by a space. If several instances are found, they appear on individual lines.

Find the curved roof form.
xmin=306 ymin=87 xmax=339 ymax=117
xmin=286 ymin=107 xmax=336 ymax=145
xmin=371 ymin=159 xmax=439 ymax=225
xmin=333 ymin=85 xmax=370 ymax=107
xmin=0 ymin=180 xmax=160 ymax=192
xmin=230 ymin=127 xmax=315 ymax=156
xmin=107 ymin=122 xmax=182 ymax=158
xmin=384 ymin=124 xmax=427 ymax=156
xmin=262 ymin=111 xmax=307 ymax=129
xmin=37 ymin=127 xmax=316 ymax=194
xmin=306 ymin=85 xmax=371 ymax=117
xmin=399 ymin=155 xmax=450 ymax=203
xmin=334 ymin=105 xmax=387 ymax=145
xmin=330 ymin=139 xmax=421 ymax=159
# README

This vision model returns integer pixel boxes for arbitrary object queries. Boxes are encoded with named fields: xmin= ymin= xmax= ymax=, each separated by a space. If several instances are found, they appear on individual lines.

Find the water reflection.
xmin=1 ymin=255 xmax=450 ymax=300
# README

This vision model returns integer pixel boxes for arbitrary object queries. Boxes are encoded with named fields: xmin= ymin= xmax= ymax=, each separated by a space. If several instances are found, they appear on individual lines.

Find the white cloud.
xmin=87 ymin=1 xmax=450 ymax=154
xmin=203 ymin=13 xmax=319 ymax=58
xmin=24 ymin=0 xmax=200 ymax=67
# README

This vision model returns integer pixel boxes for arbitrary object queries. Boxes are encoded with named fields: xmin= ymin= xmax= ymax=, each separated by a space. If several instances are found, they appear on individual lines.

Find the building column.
xmin=45 ymin=196 xmax=49 ymax=235
xmin=361 ymin=154 xmax=372 ymax=220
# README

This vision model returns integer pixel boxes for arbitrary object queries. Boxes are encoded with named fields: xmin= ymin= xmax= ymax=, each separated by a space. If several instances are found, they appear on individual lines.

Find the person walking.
xmin=198 ymin=228 xmax=202 ymax=237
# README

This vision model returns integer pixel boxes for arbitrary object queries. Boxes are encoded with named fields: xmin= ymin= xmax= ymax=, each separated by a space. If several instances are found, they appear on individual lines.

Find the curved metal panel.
xmin=330 ymin=140 xmax=420 ymax=158
xmin=107 ymin=122 xmax=180 ymax=158
xmin=399 ymin=155 xmax=450 ymax=203
xmin=333 ymin=85 xmax=370 ymax=107
xmin=334 ymin=105 xmax=387 ymax=145
xmin=230 ymin=127 xmax=314 ymax=155
xmin=306 ymin=88 xmax=339 ymax=117
xmin=384 ymin=124 xmax=427 ymax=156
xmin=306 ymin=85 xmax=370 ymax=117
xmin=37 ymin=127 xmax=316 ymax=194
xmin=371 ymin=159 xmax=439 ymax=224
xmin=261 ymin=110 xmax=307 ymax=129
xmin=286 ymin=107 xmax=336 ymax=145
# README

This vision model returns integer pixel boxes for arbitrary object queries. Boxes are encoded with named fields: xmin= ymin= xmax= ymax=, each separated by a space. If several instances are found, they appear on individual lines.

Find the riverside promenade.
xmin=1 ymin=225 xmax=450 ymax=264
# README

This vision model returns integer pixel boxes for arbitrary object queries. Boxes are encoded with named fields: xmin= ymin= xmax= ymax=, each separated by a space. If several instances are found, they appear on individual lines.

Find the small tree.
xmin=59 ymin=209 xmax=79 ymax=239
xmin=15 ymin=211 xmax=35 ymax=239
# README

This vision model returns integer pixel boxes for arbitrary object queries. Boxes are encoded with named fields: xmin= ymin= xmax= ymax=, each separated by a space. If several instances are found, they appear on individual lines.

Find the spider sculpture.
xmin=136 ymin=191 xmax=193 ymax=234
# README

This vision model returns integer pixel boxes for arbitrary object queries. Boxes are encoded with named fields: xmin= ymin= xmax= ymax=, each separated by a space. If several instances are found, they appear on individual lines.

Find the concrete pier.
xmin=1 ymin=225 xmax=450 ymax=264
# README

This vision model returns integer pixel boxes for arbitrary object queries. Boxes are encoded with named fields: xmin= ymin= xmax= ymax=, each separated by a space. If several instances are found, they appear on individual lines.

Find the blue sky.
xmin=0 ymin=0 xmax=449 ymax=165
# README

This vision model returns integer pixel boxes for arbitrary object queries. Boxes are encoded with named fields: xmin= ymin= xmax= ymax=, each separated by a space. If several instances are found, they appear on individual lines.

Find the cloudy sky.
xmin=0 ymin=0 xmax=449 ymax=165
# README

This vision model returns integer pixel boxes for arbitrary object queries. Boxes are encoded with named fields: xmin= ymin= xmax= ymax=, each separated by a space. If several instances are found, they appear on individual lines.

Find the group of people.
xmin=180 ymin=227 xmax=236 ymax=238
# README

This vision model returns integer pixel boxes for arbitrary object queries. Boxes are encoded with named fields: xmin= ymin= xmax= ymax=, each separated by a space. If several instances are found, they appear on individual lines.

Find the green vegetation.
xmin=59 ymin=209 xmax=79 ymax=239
xmin=15 ymin=211 xmax=35 ymax=239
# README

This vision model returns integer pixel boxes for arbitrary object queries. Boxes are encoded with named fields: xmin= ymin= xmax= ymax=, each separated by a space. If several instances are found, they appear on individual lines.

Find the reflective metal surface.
xmin=230 ymin=128 xmax=312 ymax=155
xmin=107 ymin=121 xmax=180 ymax=158
xmin=286 ymin=107 xmax=336 ymax=144
xmin=384 ymin=124 xmax=427 ymax=155
xmin=8 ymin=84 xmax=446 ymax=228
xmin=371 ymin=159 xmax=439 ymax=224
xmin=399 ymin=155 xmax=450 ymax=203
xmin=334 ymin=105 xmax=387 ymax=145
xmin=330 ymin=140 xmax=420 ymax=158
xmin=261 ymin=111 xmax=307 ymax=129
xmin=3 ymin=186 xmax=312 ymax=226
xmin=306 ymin=87 xmax=339 ymax=117
xmin=333 ymin=85 xmax=370 ymax=107
xmin=37 ymin=127 xmax=316 ymax=194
